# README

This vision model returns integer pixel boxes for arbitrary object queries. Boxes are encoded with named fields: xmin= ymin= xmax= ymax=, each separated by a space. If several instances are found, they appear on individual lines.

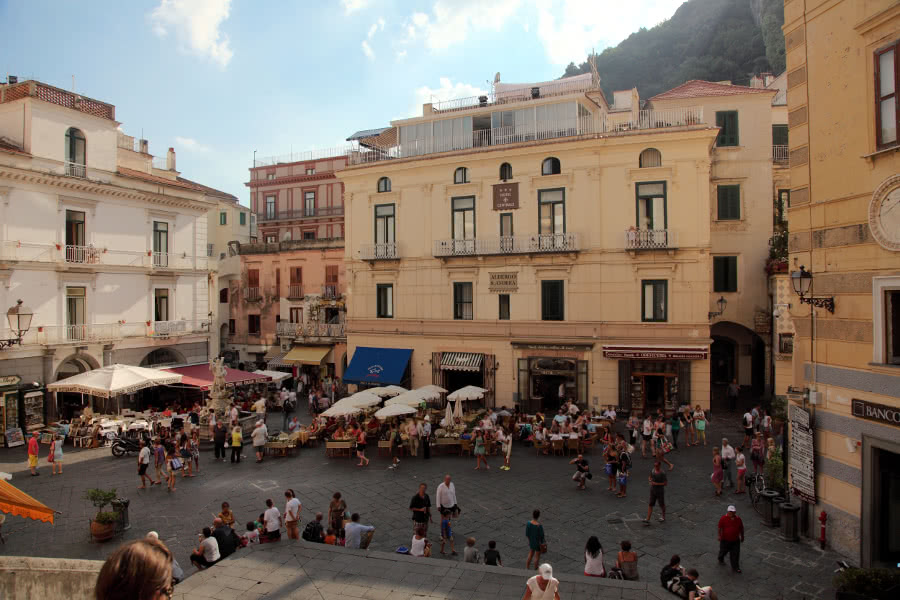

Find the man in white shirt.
xmin=190 ymin=527 xmax=221 ymax=569
xmin=721 ymin=438 xmax=736 ymax=488
xmin=253 ymin=397 xmax=267 ymax=419
xmin=436 ymin=474 xmax=460 ymax=518
xmin=263 ymin=498 xmax=282 ymax=542
xmin=567 ymin=400 xmax=580 ymax=416
xmin=344 ymin=513 xmax=375 ymax=549
xmin=284 ymin=489 xmax=302 ymax=540
xmin=741 ymin=411 xmax=754 ymax=449
xmin=251 ymin=420 xmax=268 ymax=463
xmin=137 ymin=439 xmax=155 ymax=488
xmin=229 ymin=402 xmax=239 ymax=426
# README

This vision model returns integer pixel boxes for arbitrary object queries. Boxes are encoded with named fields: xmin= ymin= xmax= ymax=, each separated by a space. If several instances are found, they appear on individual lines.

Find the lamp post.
xmin=708 ymin=295 xmax=728 ymax=320
xmin=790 ymin=265 xmax=835 ymax=313
xmin=1 ymin=299 xmax=34 ymax=349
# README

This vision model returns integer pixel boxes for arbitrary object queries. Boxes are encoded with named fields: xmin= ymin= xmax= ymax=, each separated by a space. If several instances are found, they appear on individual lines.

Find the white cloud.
xmin=175 ymin=136 xmax=211 ymax=153
xmin=361 ymin=40 xmax=375 ymax=61
xmin=409 ymin=77 xmax=488 ymax=117
xmin=535 ymin=0 xmax=684 ymax=65
xmin=150 ymin=0 xmax=233 ymax=68
xmin=367 ymin=17 xmax=385 ymax=39
xmin=396 ymin=49 xmax=408 ymax=60
xmin=400 ymin=0 xmax=522 ymax=51
xmin=341 ymin=0 xmax=371 ymax=15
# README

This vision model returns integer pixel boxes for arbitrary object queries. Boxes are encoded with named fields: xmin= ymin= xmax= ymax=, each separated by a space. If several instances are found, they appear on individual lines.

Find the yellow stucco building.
xmin=783 ymin=0 xmax=900 ymax=566
xmin=338 ymin=73 xmax=786 ymax=419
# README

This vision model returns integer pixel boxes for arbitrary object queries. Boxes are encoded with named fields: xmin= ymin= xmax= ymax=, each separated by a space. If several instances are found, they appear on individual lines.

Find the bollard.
xmin=772 ymin=496 xmax=785 ymax=527
xmin=761 ymin=490 xmax=779 ymax=527
xmin=780 ymin=502 xmax=801 ymax=542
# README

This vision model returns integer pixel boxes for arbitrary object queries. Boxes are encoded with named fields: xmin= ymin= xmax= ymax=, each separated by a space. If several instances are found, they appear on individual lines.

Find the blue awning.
xmin=342 ymin=347 xmax=412 ymax=386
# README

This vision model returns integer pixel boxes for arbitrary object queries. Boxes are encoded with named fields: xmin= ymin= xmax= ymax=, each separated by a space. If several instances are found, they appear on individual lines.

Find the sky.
xmin=1 ymin=0 xmax=685 ymax=202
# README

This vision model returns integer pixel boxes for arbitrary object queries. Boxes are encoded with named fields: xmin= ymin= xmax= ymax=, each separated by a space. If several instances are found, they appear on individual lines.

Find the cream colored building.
xmin=0 ymin=79 xmax=228 ymax=428
xmin=207 ymin=194 xmax=250 ymax=356
xmin=784 ymin=0 xmax=900 ymax=566
xmin=339 ymin=74 xmax=785 ymax=415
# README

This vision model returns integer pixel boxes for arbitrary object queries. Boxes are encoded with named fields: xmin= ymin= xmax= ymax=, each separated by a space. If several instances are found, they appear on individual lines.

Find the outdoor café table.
xmin=434 ymin=438 xmax=461 ymax=455
xmin=325 ymin=440 xmax=355 ymax=458
xmin=265 ymin=441 xmax=290 ymax=457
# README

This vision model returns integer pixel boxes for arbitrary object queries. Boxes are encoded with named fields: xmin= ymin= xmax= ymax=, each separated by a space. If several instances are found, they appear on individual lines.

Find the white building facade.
xmin=0 ymin=80 xmax=223 ymax=412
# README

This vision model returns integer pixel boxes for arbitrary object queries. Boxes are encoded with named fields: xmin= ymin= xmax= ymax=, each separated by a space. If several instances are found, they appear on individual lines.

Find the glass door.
xmin=66 ymin=286 xmax=86 ymax=340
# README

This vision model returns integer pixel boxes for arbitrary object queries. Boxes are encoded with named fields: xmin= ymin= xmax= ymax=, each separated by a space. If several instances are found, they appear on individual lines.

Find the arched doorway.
xmin=54 ymin=353 xmax=100 ymax=420
xmin=140 ymin=347 xmax=186 ymax=367
xmin=710 ymin=321 xmax=766 ymax=411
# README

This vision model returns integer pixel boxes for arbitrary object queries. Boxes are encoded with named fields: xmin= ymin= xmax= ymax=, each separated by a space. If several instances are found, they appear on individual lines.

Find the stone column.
xmin=42 ymin=349 xmax=56 ymax=422
xmin=103 ymin=344 xmax=114 ymax=366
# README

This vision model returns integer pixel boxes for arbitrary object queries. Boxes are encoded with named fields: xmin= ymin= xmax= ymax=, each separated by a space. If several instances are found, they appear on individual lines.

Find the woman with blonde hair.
xmin=95 ymin=537 xmax=173 ymax=600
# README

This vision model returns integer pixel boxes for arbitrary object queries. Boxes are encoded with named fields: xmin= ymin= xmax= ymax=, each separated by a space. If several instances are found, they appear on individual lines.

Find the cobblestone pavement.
xmin=0 ymin=409 xmax=841 ymax=599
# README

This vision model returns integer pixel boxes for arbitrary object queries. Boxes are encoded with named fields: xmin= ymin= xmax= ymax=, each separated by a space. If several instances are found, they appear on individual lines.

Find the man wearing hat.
xmin=717 ymin=505 xmax=745 ymax=573
xmin=523 ymin=563 xmax=560 ymax=600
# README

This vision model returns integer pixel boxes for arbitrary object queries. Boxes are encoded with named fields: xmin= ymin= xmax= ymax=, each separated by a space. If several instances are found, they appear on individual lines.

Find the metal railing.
xmin=65 ymin=162 xmax=86 ymax=178
xmin=322 ymin=284 xmax=341 ymax=299
xmin=276 ymin=322 xmax=345 ymax=338
xmin=287 ymin=284 xmax=303 ymax=299
xmin=773 ymin=145 xmax=789 ymax=163
xmin=253 ymin=146 xmax=353 ymax=167
xmin=360 ymin=242 xmax=399 ymax=260
xmin=433 ymin=233 xmax=580 ymax=257
xmin=255 ymin=206 xmax=344 ymax=222
xmin=64 ymin=245 xmax=101 ymax=264
xmin=246 ymin=287 xmax=261 ymax=301
xmin=37 ymin=324 xmax=123 ymax=344
xmin=432 ymin=77 xmax=598 ymax=113
xmin=602 ymin=107 xmax=704 ymax=132
xmin=152 ymin=156 xmax=169 ymax=170
xmin=152 ymin=252 xmax=169 ymax=268
xmin=151 ymin=320 xmax=209 ymax=338
xmin=0 ymin=241 xmax=207 ymax=269
xmin=624 ymin=229 xmax=677 ymax=250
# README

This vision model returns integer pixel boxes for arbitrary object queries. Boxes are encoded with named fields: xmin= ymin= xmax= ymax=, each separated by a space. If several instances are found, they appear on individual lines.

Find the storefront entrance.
xmin=617 ymin=359 xmax=692 ymax=417
xmin=864 ymin=438 xmax=900 ymax=568
xmin=518 ymin=357 xmax=587 ymax=414
xmin=432 ymin=352 xmax=496 ymax=407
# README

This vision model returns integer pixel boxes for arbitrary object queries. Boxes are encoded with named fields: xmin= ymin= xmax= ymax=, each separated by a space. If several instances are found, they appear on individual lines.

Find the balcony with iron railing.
xmin=624 ymin=229 xmax=678 ymax=251
xmin=65 ymin=161 xmax=86 ymax=178
xmin=5 ymin=319 xmax=209 ymax=346
xmin=773 ymin=145 xmax=789 ymax=163
xmin=276 ymin=321 xmax=345 ymax=339
xmin=359 ymin=242 xmax=399 ymax=260
xmin=150 ymin=320 xmax=210 ymax=338
xmin=287 ymin=284 xmax=303 ymax=299
xmin=433 ymin=233 xmax=580 ymax=257
xmin=349 ymin=108 xmax=703 ymax=165
xmin=1 ymin=241 xmax=209 ymax=270
xmin=321 ymin=284 xmax=342 ymax=299
xmin=256 ymin=205 xmax=344 ymax=223
xmin=246 ymin=287 xmax=261 ymax=301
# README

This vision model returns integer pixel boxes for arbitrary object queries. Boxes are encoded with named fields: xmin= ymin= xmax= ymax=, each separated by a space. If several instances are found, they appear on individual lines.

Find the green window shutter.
xmin=727 ymin=257 xmax=737 ymax=292
xmin=714 ymin=257 xmax=738 ymax=292
xmin=728 ymin=112 xmax=739 ymax=146
xmin=714 ymin=257 xmax=725 ymax=292
xmin=716 ymin=111 xmax=738 ymax=146
xmin=717 ymin=185 xmax=740 ymax=220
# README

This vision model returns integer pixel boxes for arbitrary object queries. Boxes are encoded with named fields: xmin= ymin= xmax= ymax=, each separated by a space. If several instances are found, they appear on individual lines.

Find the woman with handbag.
xmin=525 ymin=509 xmax=546 ymax=570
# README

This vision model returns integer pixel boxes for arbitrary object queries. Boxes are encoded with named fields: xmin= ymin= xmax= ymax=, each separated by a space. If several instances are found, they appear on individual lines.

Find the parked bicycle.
xmin=748 ymin=472 xmax=767 ymax=515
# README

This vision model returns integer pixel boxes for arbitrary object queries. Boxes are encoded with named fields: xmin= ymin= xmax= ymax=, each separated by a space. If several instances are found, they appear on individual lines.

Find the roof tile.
xmin=650 ymin=80 xmax=775 ymax=101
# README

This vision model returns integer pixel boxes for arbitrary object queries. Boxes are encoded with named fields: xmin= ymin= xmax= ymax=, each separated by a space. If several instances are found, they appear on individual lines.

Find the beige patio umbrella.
xmin=381 ymin=385 xmax=408 ymax=397
xmin=452 ymin=398 xmax=464 ymax=421
xmin=345 ymin=391 xmax=382 ymax=408
xmin=418 ymin=384 xmax=447 ymax=395
xmin=374 ymin=403 xmax=417 ymax=419
xmin=447 ymin=385 xmax=487 ymax=402
xmin=47 ymin=364 xmax=182 ymax=398
xmin=413 ymin=386 xmax=443 ymax=401
xmin=320 ymin=400 xmax=362 ymax=418
xmin=385 ymin=390 xmax=428 ymax=407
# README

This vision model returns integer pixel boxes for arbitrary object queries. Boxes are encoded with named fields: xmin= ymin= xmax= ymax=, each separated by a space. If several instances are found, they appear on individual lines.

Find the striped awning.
xmin=267 ymin=350 xmax=290 ymax=368
xmin=441 ymin=352 xmax=483 ymax=372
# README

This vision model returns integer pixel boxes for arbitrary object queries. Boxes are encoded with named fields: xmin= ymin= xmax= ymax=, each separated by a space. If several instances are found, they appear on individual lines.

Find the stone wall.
xmin=0 ymin=556 xmax=101 ymax=600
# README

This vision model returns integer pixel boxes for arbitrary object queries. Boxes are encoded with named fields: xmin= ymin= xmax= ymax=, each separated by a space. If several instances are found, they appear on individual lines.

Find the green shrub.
xmin=84 ymin=488 xmax=117 ymax=511
xmin=93 ymin=511 xmax=119 ymax=525
xmin=833 ymin=567 xmax=900 ymax=599
xmin=764 ymin=448 xmax=785 ymax=492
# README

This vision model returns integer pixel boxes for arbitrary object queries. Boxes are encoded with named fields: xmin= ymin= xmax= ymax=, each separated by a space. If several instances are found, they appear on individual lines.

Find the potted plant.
xmin=764 ymin=449 xmax=786 ymax=494
xmin=85 ymin=488 xmax=118 ymax=542
xmin=833 ymin=567 xmax=900 ymax=600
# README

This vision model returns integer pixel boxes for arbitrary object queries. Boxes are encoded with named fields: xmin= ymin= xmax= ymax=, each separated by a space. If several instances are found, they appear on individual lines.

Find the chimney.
xmin=166 ymin=147 xmax=176 ymax=171
xmin=763 ymin=72 xmax=774 ymax=87
xmin=139 ymin=139 xmax=149 ymax=154
xmin=749 ymin=75 xmax=764 ymax=88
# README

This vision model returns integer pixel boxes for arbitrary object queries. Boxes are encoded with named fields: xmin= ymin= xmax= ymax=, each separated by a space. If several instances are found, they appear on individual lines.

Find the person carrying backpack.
xmin=302 ymin=512 xmax=325 ymax=543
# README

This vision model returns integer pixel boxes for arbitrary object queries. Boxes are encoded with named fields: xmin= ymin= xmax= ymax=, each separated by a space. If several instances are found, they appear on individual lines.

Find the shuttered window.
xmin=713 ymin=256 xmax=738 ymax=292
xmin=541 ymin=280 xmax=564 ymax=321
xmin=717 ymin=185 xmax=741 ymax=221
xmin=715 ymin=111 xmax=739 ymax=147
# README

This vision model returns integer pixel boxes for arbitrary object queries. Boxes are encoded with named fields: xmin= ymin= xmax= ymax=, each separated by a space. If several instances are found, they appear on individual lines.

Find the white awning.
xmin=441 ymin=352 xmax=483 ymax=372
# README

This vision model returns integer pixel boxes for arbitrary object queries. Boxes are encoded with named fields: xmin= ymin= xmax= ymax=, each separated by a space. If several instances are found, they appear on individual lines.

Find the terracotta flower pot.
xmin=90 ymin=519 xmax=115 ymax=542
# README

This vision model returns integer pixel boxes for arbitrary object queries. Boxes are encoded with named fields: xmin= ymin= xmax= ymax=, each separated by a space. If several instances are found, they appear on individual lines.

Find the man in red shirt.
xmin=27 ymin=431 xmax=40 ymax=476
xmin=717 ymin=505 xmax=744 ymax=573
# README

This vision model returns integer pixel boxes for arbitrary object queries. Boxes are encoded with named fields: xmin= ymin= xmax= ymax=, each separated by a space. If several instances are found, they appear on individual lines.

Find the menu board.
xmin=789 ymin=405 xmax=816 ymax=503
xmin=5 ymin=427 xmax=24 ymax=448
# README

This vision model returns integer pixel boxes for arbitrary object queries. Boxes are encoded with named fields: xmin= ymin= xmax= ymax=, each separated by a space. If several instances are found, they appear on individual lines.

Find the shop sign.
xmin=0 ymin=375 xmax=21 ymax=388
xmin=789 ymin=404 xmax=816 ymax=503
xmin=852 ymin=399 xmax=900 ymax=428
xmin=602 ymin=346 xmax=708 ymax=360
xmin=489 ymin=272 xmax=518 ymax=293
xmin=512 ymin=342 xmax=592 ymax=350
xmin=492 ymin=182 xmax=519 ymax=210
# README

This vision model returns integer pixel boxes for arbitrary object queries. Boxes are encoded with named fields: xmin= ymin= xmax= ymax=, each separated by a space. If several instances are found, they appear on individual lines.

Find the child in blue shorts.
xmin=440 ymin=509 xmax=457 ymax=555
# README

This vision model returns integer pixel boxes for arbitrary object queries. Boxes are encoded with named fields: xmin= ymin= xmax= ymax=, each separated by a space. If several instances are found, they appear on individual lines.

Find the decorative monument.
xmin=208 ymin=357 xmax=231 ymax=417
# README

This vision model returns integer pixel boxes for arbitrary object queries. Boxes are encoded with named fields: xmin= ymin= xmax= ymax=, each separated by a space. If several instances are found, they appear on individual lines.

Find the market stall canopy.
xmin=0 ymin=479 xmax=55 ymax=524
xmin=163 ymin=365 xmax=270 ymax=391
xmin=283 ymin=346 xmax=331 ymax=366
xmin=253 ymin=370 xmax=291 ymax=384
xmin=375 ymin=403 xmax=416 ymax=419
xmin=47 ymin=364 xmax=182 ymax=398
xmin=386 ymin=390 xmax=429 ymax=407
xmin=342 ymin=347 xmax=412 ymax=386
xmin=345 ymin=391 xmax=382 ymax=408
xmin=447 ymin=385 xmax=487 ymax=402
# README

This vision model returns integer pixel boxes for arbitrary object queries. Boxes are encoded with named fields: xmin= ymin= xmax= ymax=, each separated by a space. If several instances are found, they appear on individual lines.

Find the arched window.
xmin=454 ymin=167 xmax=469 ymax=184
xmin=219 ymin=287 xmax=229 ymax=303
xmin=541 ymin=157 xmax=560 ymax=176
xmin=499 ymin=162 xmax=513 ymax=181
xmin=65 ymin=127 xmax=86 ymax=176
xmin=639 ymin=148 xmax=662 ymax=168
xmin=377 ymin=177 xmax=391 ymax=193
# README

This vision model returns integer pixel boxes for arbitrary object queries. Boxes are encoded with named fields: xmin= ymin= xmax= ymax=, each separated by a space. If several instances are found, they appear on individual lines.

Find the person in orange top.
xmin=27 ymin=431 xmax=40 ymax=476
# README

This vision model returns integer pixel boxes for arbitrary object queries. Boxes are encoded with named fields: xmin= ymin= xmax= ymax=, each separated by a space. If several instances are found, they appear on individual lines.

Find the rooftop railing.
xmin=253 ymin=146 xmax=354 ymax=168
xmin=431 ymin=77 xmax=598 ymax=113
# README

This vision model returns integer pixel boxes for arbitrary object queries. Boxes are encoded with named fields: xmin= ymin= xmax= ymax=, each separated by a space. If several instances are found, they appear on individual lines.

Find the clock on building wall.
xmin=869 ymin=174 xmax=900 ymax=251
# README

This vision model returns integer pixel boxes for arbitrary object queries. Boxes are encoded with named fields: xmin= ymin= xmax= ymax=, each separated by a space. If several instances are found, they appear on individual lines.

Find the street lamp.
xmin=1 ymin=299 xmax=33 ymax=349
xmin=708 ymin=295 xmax=728 ymax=320
xmin=790 ymin=265 xmax=835 ymax=313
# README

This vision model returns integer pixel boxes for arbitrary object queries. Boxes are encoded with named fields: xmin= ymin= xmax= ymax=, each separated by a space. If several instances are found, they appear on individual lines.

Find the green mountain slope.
xmin=562 ymin=0 xmax=785 ymax=99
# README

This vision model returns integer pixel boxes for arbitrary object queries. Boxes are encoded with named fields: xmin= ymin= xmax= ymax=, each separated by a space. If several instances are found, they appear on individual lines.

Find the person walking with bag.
xmin=525 ymin=509 xmax=546 ymax=570
xmin=230 ymin=425 xmax=243 ymax=464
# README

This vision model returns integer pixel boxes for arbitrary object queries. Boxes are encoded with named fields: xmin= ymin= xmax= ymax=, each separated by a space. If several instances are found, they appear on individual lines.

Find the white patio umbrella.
xmin=345 ymin=391 xmax=382 ymax=408
xmin=253 ymin=370 xmax=290 ymax=384
xmin=320 ymin=400 xmax=362 ymax=418
xmin=385 ymin=390 xmax=428 ymax=407
xmin=444 ymin=401 xmax=453 ymax=425
xmin=452 ymin=398 xmax=464 ymax=421
xmin=447 ymin=385 xmax=487 ymax=402
xmin=382 ymin=385 xmax=408 ymax=397
xmin=363 ymin=387 xmax=389 ymax=397
xmin=47 ymin=364 xmax=182 ymax=398
xmin=374 ymin=403 xmax=417 ymax=419
xmin=413 ymin=386 xmax=443 ymax=401
xmin=418 ymin=384 xmax=447 ymax=395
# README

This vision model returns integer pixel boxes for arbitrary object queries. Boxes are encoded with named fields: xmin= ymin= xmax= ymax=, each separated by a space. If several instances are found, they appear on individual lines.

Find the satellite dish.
xmin=494 ymin=72 xmax=501 ymax=84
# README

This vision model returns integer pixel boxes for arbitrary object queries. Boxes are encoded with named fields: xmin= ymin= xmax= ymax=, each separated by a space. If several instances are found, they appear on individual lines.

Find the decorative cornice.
xmin=246 ymin=172 xmax=338 ymax=188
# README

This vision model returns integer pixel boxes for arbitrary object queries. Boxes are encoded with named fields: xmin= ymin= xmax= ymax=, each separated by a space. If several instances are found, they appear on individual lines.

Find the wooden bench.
xmin=325 ymin=440 xmax=355 ymax=458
